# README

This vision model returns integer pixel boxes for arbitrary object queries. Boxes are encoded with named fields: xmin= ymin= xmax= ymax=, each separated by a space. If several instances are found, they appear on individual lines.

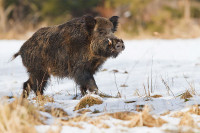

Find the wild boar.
xmin=13 ymin=15 xmax=125 ymax=98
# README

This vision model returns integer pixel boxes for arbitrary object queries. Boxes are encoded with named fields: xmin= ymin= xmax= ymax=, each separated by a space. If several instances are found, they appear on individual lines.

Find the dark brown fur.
xmin=13 ymin=15 xmax=125 ymax=98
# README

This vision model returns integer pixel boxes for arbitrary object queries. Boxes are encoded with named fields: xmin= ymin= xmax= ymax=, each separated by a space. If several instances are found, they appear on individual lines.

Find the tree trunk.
xmin=0 ymin=0 xmax=7 ymax=32
xmin=0 ymin=0 xmax=14 ymax=33
xmin=184 ymin=0 xmax=190 ymax=23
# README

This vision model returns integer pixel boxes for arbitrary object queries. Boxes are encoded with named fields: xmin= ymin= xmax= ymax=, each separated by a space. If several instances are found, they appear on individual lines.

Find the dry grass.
xmin=32 ymin=95 xmax=54 ymax=106
xmin=0 ymin=98 xmax=42 ymax=133
xmin=124 ymin=100 xmax=136 ymax=103
xmin=172 ymin=112 xmax=185 ymax=118
xmin=62 ymin=114 xmax=110 ymax=129
xmin=62 ymin=105 xmax=166 ymax=129
xmin=44 ymin=107 xmax=68 ymax=117
xmin=120 ymin=84 xmax=128 ymax=87
xmin=127 ymin=106 xmax=166 ymax=127
xmin=188 ymin=105 xmax=200 ymax=115
xmin=136 ymin=105 xmax=145 ymax=112
xmin=107 ymin=112 xmax=136 ymax=121
xmin=160 ymin=111 xmax=170 ymax=116
xmin=180 ymin=90 xmax=193 ymax=99
xmin=46 ymin=126 xmax=62 ymax=133
xmin=65 ymin=114 xmax=88 ymax=123
xmin=112 ymin=69 xmax=119 ymax=73
xmin=172 ymin=105 xmax=200 ymax=118
xmin=74 ymin=95 xmax=103 ymax=111
xmin=101 ymin=69 xmax=108 ymax=71
xmin=77 ymin=109 xmax=91 ymax=114
xmin=151 ymin=95 xmax=162 ymax=98
xmin=179 ymin=113 xmax=198 ymax=128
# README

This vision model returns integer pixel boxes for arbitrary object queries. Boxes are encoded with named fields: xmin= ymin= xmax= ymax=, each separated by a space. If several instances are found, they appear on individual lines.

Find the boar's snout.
xmin=115 ymin=41 xmax=125 ymax=52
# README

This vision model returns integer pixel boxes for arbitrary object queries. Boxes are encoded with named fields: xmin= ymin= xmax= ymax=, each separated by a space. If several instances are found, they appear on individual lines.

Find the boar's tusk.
xmin=108 ymin=39 xmax=112 ymax=45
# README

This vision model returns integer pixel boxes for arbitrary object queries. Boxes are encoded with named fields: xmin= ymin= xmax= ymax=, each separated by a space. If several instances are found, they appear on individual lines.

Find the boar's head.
xmin=85 ymin=16 xmax=125 ymax=58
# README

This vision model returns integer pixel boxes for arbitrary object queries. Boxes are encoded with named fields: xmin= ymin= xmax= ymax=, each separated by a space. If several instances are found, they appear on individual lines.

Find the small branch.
xmin=113 ymin=73 xmax=121 ymax=98
xmin=161 ymin=76 xmax=175 ymax=98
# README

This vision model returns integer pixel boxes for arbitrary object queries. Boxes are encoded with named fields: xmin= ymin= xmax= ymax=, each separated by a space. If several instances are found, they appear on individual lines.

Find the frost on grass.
xmin=74 ymin=94 xmax=103 ymax=111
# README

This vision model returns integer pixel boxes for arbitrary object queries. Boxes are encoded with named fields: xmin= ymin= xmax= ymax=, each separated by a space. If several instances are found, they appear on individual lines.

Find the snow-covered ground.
xmin=1 ymin=39 xmax=200 ymax=132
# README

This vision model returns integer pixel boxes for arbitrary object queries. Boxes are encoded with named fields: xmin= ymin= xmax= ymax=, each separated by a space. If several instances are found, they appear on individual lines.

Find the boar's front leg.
xmin=74 ymin=70 xmax=98 ymax=96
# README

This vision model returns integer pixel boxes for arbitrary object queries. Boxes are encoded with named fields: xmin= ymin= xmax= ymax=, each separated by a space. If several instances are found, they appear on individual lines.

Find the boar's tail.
xmin=11 ymin=52 xmax=20 ymax=61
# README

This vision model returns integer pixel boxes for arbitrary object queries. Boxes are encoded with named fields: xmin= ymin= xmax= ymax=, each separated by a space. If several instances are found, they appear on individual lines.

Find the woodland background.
xmin=0 ymin=0 xmax=200 ymax=39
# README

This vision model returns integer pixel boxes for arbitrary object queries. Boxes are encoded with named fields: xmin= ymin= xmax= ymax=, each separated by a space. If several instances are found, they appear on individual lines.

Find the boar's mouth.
xmin=108 ymin=38 xmax=125 ymax=58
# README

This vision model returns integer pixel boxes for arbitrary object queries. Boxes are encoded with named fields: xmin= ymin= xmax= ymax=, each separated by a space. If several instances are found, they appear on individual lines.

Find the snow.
xmin=1 ymin=38 xmax=200 ymax=132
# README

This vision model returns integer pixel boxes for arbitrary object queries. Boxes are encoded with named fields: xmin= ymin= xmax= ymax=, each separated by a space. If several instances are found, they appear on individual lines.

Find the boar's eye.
xmin=98 ymin=29 xmax=106 ymax=35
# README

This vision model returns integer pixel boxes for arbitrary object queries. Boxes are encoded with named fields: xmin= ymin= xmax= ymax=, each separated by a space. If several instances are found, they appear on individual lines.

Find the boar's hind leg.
xmin=31 ymin=71 xmax=49 ymax=96
xmin=22 ymin=79 xmax=32 ymax=98
xmin=23 ymin=70 xmax=49 ymax=97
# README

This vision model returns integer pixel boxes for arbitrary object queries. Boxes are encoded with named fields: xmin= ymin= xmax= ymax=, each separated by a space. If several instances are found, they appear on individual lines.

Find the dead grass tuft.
xmin=107 ymin=112 xmax=136 ymax=120
xmin=172 ymin=105 xmax=200 ymax=118
xmin=44 ymin=107 xmax=68 ymax=117
xmin=172 ymin=112 xmax=184 ymax=118
xmin=64 ymin=114 xmax=88 ymax=123
xmin=128 ymin=106 xmax=167 ymax=127
xmin=74 ymin=95 xmax=103 ymax=111
xmin=112 ymin=69 xmax=119 ymax=73
xmin=32 ymin=95 xmax=54 ymax=106
xmin=124 ymin=71 xmax=128 ymax=74
xmin=66 ymin=123 xmax=84 ymax=129
xmin=136 ymin=105 xmax=145 ymax=112
xmin=101 ymin=69 xmax=108 ymax=71
xmin=0 ymin=98 xmax=42 ymax=133
xmin=160 ymin=111 xmax=170 ymax=116
xmin=120 ymin=84 xmax=128 ymax=87
xmin=179 ymin=113 xmax=198 ymax=128
xmin=151 ymin=95 xmax=162 ymax=98
xmin=61 ymin=106 xmax=166 ymax=129
xmin=88 ymin=115 xmax=110 ymax=128
xmin=180 ymin=90 xmax=192 ymax=99
xmin=188 ymin=105 xmax=200 ymax=115
xmin=77 ymin=109 xmax=91 ymax=114
xmin=46 ymin=126 xmax=62 ymax=133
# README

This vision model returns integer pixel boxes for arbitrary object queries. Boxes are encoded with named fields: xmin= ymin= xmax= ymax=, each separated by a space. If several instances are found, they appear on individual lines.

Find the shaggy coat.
xmin=13 ymin=15 xmax=125 ymax=98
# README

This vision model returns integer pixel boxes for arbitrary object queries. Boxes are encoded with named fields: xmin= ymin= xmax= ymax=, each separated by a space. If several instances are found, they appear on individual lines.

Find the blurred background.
xmin=0 ymin=0 xmax=200 ymax=39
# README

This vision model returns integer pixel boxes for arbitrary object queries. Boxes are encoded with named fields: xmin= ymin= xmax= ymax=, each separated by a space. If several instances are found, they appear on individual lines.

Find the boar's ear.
xmin=109 ymin=16 xmax=119 ymax=32
xmin=85 ymin=15 xmax=96 ymax=31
